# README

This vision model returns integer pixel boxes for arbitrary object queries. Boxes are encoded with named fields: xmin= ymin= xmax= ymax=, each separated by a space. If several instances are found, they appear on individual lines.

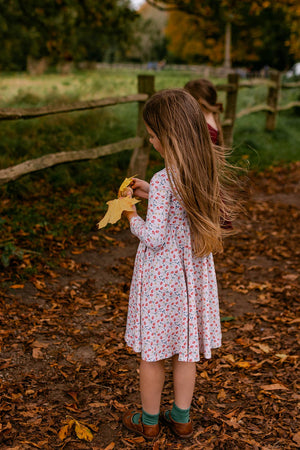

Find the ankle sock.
xmin=167 ymin=402 xmax=190 ymax=423
xmin=132 ymin=410 xmax=159 ymax=425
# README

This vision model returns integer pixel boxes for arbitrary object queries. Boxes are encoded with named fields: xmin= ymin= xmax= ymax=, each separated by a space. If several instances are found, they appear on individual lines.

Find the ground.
xmin=0 ymin=163 xmax=299 ymax=450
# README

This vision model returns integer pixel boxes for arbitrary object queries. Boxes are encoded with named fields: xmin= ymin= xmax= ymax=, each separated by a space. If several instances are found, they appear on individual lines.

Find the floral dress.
xmin=125 ymin=169 xmax=221 ymax=362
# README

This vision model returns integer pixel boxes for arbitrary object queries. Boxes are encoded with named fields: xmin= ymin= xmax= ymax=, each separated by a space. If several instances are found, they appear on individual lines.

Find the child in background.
xmin=122 ymin=89 xmax=237 ymax=440
xmin=184 ymin=78 xmax=224 ymax=146
xmin=185 ymin=78 xmax=233 ymax=230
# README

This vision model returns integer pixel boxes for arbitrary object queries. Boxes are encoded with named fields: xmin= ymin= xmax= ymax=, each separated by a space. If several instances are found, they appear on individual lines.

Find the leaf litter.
xmin=0 ymin=162 xmax=299 ymax=449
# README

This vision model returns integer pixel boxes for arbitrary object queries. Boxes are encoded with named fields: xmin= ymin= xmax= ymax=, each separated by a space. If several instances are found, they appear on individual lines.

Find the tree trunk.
xmin=224 ymin=21 xmax=231 ymax=70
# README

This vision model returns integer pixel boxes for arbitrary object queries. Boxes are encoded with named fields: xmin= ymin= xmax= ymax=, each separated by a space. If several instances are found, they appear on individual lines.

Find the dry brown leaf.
xmin=293 ymin=431 xmax=300 ymax=445
xmin=260 ymin=383 xmax=288 ymax=391
xmin=217 ymin=389 xmax=227 ymax=401
xmin=32 ymin=348 xmax=43 ymax=359
xmin=254 ymin=343 xmax=272 ymax=353
xmin=104 ymin=443 xmax=115 ymax=450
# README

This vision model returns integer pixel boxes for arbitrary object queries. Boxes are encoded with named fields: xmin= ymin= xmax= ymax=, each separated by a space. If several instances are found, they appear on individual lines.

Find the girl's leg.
xmin=140 ymin=359 xmax=165 ymax=414
xmin=172 ymin=354 xmax=196 ymax=409
xmin=161 ymin=355 xmax=195 ymax=438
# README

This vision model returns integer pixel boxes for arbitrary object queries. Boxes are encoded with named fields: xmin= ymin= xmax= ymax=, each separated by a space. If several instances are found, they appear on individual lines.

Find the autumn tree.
xmin=146 ymin=0 xmax=300 ymax=69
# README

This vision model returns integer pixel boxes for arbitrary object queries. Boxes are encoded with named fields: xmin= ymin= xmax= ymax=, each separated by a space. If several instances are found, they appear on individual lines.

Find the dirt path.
xmin=0 ymin=163 xmax=299 ymax=449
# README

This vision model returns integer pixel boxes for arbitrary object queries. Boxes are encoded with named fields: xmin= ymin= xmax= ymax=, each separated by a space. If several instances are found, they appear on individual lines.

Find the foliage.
xmin=148 ymin=0 xmax=300 ymax=69
xmin=0 ymin=0 xmax=138 ymax=70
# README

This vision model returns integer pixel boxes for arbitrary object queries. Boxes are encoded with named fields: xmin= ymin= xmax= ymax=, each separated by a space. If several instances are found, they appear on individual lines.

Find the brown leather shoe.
xmin=161 ymin=411 xmax=193 ymax=439
xmin=122 ymin=410 xmax=160 ymax=440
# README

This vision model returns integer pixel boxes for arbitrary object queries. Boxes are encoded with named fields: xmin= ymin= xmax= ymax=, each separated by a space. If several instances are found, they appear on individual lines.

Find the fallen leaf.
xmin=260 ymin=383 xmax=288 ymax=391
xmin=254 ymin=343 xmax=272 ymax=353
xmin=32 ymin=348 xmax=43 ymax=359
xmin=125 ymin=436 xmax=145 ymax=443
xmin=74 ymin=420 xmax=93 ymax=442
xmin=293 ymin=431 xmax=300 ymax=445
xmin=33 ymin=279 xmax=46 ymax=290
xmin=217 ymin=389 xmax=227 ymax=401
xmin=235 ymin=360 xmax=251 ymax=368
xmin=104 ymin=443 xmax=115 ymax=450
xmin=282 ymin=274 xmax=298 ymax=281
xmin=58 ymin=419 xmax=74 ymax=441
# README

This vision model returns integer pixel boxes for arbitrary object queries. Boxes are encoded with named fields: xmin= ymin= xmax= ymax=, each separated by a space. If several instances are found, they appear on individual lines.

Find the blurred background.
xmin=0 ymin=0 xmax=299 ymax=73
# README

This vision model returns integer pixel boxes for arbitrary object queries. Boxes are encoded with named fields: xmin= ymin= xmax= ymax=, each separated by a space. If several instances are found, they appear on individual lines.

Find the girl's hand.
xmin=124 ymin=205 xmax=137 ymax=221
xmin=130 ymin=178 xmax=150 ymax=199
xmin=122 ymin=188 xmax=138 ymax=221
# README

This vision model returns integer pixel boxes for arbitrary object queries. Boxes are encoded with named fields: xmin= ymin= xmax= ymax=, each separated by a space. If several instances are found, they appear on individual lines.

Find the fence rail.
xmin=0 ymin=94 xmax=148 ymax=121
xmin=0 ymin=72 xmax=299 ymax=185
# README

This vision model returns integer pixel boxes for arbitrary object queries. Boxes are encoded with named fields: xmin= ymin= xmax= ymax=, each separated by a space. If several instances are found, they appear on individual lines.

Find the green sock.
xmin=132 ymin=410 xmax=159 ymax=425
xmin=170 ymin=402 xmax=190 ymax=423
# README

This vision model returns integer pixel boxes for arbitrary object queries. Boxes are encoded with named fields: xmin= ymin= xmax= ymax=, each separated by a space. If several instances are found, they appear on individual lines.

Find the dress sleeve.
xmin=130 ymin=175 xmax=171 ymax=250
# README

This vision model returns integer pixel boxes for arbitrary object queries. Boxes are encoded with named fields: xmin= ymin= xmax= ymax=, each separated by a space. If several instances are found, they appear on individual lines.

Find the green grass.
xmin=0 ymin=68 xmax=299 ymax=275
xmin=232 ymin=110 xmax=300 ymax=169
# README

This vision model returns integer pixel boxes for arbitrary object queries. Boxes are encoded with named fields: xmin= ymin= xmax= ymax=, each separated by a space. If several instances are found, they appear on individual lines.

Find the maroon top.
xmin=207 ymin=123 xmax=219 ymax=145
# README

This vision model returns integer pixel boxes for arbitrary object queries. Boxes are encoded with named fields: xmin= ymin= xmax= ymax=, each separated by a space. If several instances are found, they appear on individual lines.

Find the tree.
xmin=127 ymin=2 xmax=168 ymax=62
xmin=146 ymin=0 xmax=300 ymax=69
xmin=0 ymin=0 xmax=138 ymax=70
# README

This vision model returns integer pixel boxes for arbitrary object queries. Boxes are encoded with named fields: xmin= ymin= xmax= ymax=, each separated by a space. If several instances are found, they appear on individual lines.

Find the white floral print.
xmin=125 ymin=169 xmax=221 ymax=362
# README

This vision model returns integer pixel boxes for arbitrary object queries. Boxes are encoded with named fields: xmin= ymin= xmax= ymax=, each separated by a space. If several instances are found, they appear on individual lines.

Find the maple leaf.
xmin=97 ymin=175 xmax=140 ymax=229
xmin=97 ymin=197 xmax=139 ymax=229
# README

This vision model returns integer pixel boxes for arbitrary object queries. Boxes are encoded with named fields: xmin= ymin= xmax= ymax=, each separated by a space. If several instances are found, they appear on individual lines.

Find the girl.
xmin=122 ymin=89 xmax=235 ymax=440
xmin=185 ymin=78 xmax=232 ymax=230
xmin=184 ymin=78 xmax=224 ymax=146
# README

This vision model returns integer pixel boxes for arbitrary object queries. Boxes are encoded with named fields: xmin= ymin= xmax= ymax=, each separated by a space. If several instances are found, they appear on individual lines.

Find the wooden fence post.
xmin=127 ymin=75 xmax=155 ymax=178
xmin=265 ymin=70 xmax=281 ymax=131
xmin=222 ymin=73 xmax=239 ymax=147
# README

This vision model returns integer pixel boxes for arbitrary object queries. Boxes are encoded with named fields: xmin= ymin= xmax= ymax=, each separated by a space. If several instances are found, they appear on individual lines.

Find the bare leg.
xmin=172 ymin=355 xmax=196 ymax=409
xmin=140 ymin=359 xmax=165 ymax=414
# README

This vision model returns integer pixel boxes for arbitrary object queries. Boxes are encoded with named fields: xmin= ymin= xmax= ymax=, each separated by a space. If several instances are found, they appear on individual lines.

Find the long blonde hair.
xmin=184 ymin=78 xmax=224 ymax=146
xmin=143 ymin=88 xmax=236 ymax=257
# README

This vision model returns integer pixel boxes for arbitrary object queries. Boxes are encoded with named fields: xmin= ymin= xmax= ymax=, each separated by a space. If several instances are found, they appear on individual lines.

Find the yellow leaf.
xmin=97 ymin=175 xmax=140 ymax=229
xmin=58 ymin=419 xmax=74 ymax=441
xmin=118 ymin=174 xmax=137 ymax=195
xmin=235 ymin=360 xmax=251 ymax=368
xmin=74 ymin=420 xmax=93 ymax=442
xmin=10 ymin=284 xmax=24 ymax=289
xmin=97 ymin=197 xmax=139 ymax=229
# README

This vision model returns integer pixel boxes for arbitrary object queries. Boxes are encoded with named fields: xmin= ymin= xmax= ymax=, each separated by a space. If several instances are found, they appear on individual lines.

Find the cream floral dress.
xmin=125 ymin=169 xmax=221 ymax=362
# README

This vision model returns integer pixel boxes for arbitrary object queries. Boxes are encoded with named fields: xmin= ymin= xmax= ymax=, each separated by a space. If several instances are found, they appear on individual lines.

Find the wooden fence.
xmin=0 ymin=72 xmax=299 ymax=185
